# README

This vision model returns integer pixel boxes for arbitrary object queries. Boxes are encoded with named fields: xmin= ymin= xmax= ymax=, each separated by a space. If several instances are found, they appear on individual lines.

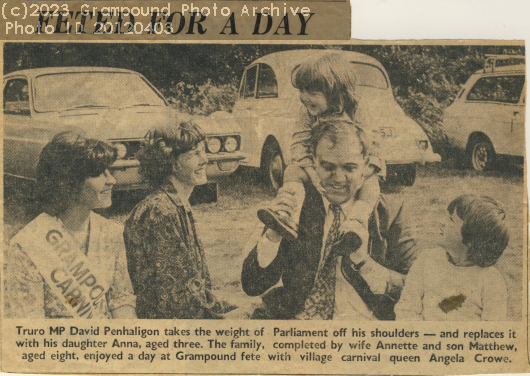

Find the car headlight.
xmin=224 ymin=137 xmax=238 ymax=152
xmin=207 ymin=137 xmax=222 ymax=153
xmin=416 ymin=140 xmax=429 ymax=151
xmin=114 ymin=143 xmax=127 ymax=159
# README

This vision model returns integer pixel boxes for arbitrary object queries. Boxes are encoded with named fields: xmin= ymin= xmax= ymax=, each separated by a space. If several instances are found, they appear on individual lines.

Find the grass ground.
xmin=3 ymin=161 xmax=525 ymax=320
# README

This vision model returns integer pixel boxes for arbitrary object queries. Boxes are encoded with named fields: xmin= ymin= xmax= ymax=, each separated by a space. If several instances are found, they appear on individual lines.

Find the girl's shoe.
xmin=257 ymin=208 xmax=298 ymax=241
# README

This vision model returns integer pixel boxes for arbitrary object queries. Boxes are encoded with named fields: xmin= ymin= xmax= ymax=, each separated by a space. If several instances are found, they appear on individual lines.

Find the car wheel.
xmin=469 ymin=141 xmax=495 ymax=171
xmin=261 ymin=141 xmax=285 ymax=190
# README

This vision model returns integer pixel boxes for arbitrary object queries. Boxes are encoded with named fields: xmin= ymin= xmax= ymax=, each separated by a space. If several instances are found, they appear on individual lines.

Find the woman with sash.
xmin=4 ymin=132 xmax=137 ymax=319
xmin=124 ymin=121 xmax=238 ymax=319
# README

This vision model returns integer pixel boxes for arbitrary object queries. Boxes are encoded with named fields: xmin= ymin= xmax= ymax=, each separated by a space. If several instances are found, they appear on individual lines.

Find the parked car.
xmin=3 ymin=67 xmax=244 ymax=195
xmin=229 ymin=49 xmax=440 ymax=188
xmin=443 ymin=55 xmax=526 ymax=171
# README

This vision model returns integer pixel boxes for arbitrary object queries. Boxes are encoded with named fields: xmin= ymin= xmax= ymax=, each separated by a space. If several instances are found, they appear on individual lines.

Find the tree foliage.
xmin=4 ymin=43 xmax=524 ymax=152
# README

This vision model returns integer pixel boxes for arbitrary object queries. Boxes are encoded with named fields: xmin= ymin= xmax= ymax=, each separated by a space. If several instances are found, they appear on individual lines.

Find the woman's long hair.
xmin=137 ymin=120 xmax=205 ymax=188
xmin=36 ymin=131 xmax=117 ymax=216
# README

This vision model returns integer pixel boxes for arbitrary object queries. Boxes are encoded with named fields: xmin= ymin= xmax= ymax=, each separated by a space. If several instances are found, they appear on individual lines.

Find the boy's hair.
xmin=448 ymin=195 xmax=509 ymax=267
xmin=36 ymin=131 xmax=117 ymax=216
xmin=292 ymin=52 xmax=358 ymax=118
xmin=137 ymin=120 xmax=205 ymax=188
xmin=310 ymin=118 xmax=371 ymax=159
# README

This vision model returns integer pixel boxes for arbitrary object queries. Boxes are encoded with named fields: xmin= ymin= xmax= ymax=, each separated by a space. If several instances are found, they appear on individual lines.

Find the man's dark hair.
xmin=36 ymin=131 xmax=117 ymax=216
xmin=310 ymin=118 xmax=371 ymax=158
xmin=137 ymin=120 xmax=205 ymax=188
xmin=448 ymin=194 xmax=509 ymax=267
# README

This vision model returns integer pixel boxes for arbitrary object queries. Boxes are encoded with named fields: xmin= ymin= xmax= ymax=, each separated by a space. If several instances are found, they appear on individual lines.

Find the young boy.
xmin=395 ymin=195 xmax=509 ymax=321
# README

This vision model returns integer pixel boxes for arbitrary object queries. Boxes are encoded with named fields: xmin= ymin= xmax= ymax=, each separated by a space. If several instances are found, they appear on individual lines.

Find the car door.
xmin=510 ymin=80 xmax=526 ymax=157
xmin=233 ymin=63 xmax=287 ymax=167
xmin=253 ymin=63 xmax=291 ymax=157
xmin=232 ymin=65 xmax=260 ymax=167
xmin=464 ymin=74 xmax=526 ymax=156
xmin=3 ymin=76 xmax=46 ymax=179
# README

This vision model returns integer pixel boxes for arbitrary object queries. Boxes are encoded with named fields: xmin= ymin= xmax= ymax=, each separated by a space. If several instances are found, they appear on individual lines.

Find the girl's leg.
xmin=351 ymin=171 xmax=380 ymax=226
xmin=335 ymin=170 xmax=380 ymax=258
xmin=257 ymin=164 xmax=309 ymax=240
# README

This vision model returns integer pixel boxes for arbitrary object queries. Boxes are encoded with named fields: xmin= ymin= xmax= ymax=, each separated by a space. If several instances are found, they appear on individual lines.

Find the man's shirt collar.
xmin=322 ymin=194 xmax=355 ymax=218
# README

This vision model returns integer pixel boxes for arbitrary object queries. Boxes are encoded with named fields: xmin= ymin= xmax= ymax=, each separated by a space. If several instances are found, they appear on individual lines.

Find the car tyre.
xmin=261 ymin=141 xmax=285 ymax=190
xmin=468 ymin=140 xmax=495 ymax=171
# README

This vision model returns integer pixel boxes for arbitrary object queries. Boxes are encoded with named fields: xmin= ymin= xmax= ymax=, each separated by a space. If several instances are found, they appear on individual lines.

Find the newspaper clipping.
xmin=1 ymin=0 xmax=528 ymax=375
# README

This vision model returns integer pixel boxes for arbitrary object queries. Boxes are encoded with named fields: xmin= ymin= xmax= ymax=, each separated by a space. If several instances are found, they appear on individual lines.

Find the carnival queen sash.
xmin=11 ymin=213 xmax=109 ymax=319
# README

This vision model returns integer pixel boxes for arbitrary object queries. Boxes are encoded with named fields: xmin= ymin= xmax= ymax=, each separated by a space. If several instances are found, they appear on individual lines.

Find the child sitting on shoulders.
xmin=395 ymin=195 xmax=509 ymax=321
xmin=258 ymin=52 xmax=384 ymax=249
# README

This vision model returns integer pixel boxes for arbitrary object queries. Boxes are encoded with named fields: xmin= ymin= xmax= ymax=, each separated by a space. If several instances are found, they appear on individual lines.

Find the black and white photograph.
xmin=3 ymin=43 xmax=525 ymax=325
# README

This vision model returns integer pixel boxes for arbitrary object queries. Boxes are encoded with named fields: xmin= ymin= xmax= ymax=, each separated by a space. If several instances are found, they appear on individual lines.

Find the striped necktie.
xmin=300 ymin=203 xmax=342 ymax=320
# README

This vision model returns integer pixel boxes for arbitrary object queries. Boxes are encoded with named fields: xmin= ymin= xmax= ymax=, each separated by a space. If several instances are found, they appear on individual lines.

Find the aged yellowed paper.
xmin=0 ymin=2 xmax=527 ymax=375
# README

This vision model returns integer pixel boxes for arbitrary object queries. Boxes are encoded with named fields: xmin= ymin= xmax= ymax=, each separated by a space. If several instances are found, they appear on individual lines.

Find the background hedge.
xmin=5 ymin=43 xmax=524 ymax=154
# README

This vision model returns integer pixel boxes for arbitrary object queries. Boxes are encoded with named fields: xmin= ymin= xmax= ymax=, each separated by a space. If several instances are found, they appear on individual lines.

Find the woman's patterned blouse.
xmin=124 ymin=182 xmax=218 ymax=319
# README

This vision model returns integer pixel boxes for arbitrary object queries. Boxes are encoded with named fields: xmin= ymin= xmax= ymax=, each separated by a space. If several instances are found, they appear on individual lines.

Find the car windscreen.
xmin=33 ymin=72 xmax=167 ymax=112
xmin=351 ymin=63 xmax=388 ymax=89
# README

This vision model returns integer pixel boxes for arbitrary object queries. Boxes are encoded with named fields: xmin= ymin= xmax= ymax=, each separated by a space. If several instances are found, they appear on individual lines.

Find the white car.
xmin=443 ymin=55 xmax=525 ymax=171
xmin=3 ymin=67 xmax=244 ymax=193
xmin=230 ymin=49 xmax=440 ymax=188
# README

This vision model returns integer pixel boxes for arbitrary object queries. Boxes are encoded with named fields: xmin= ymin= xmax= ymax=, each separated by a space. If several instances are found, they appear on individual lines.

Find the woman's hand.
xmin=111 ymin=305 xmax=137 ymax=319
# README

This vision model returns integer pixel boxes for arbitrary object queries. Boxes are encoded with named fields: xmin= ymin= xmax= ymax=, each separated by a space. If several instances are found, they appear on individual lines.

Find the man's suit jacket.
xmin=241 ymin=183 xmax=418 ymax=320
